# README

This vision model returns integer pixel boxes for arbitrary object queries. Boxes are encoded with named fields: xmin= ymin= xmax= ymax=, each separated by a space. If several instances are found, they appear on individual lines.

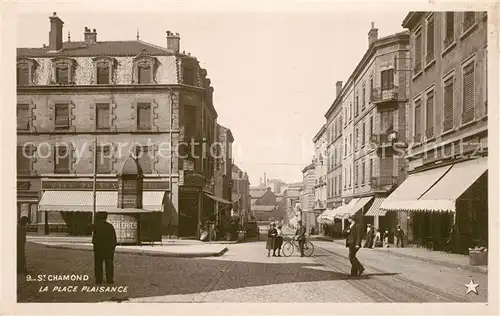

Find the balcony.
xmin=370 ymin=86 xmax=401 ymax=110
xmin=370 ymin=176 xmax=398 ymax=192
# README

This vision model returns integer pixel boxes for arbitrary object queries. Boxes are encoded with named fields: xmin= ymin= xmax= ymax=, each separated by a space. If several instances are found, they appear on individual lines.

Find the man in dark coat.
xmin=92 ymin=212 xmax=117 ymax=284
xmin=364 ymin=224 xmax=375 ymax=248
xmin=344 ymin=216 xmax=365 ymax=277
xmin=396 ymin=225 xmax=405 ymax=248
xmin=294 ymin=220 xmax=307 ymax=257
xmin=17 ymin=216 xmax=29 ymax=274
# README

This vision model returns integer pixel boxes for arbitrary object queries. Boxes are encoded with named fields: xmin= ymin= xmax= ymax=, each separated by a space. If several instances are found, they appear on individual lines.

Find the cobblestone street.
xmin=17 ymin=240 xmax=487 ymax=303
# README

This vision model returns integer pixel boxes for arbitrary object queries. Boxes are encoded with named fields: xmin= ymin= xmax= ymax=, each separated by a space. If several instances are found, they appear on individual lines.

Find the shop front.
xmin=380 ymin=157 xmax=488 ymax=253
xmin=17 ymin=180 xmax=41 ymax=234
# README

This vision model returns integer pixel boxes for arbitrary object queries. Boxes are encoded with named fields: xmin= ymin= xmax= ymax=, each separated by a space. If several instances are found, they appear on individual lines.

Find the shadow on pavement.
xmin=17 ymin=242 xmax=400 ymax=302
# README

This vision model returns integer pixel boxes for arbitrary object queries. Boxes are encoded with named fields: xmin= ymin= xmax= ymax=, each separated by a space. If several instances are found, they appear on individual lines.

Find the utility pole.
xmin=92 ymin=137 xmax=97 ymax=225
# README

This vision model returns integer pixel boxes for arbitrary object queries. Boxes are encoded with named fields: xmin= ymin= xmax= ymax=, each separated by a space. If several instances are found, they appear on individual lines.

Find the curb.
xmin=312 ymin=236 xmax=487 ymax=274
xmin=36 ymin=243 xmax=229 ymax=258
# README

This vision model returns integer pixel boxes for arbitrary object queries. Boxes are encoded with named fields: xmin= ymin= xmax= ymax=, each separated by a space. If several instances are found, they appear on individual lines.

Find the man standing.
xmin=396 ymin=225 xmax=405 ymax=248
xmin=17 ymin=216 xmax=29 ymax=274
xmin=344 ymin=215 xmax=365 ymax=277
xmin=294 ymin=220 xmax=306 ymax=257
xmin=92 ymin=212 xmax=117 ymax=284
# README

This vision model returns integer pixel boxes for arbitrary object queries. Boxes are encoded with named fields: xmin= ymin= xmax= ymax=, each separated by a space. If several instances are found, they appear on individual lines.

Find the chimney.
xmin=84 ymin=27 xmax=97 ymax=44
xmin=368 ymin=22 xmax=378 ymax=47
xmin=166 ymin=31 xmax=180 ymax=53
xmin=49 ymin=12 xmax=64 ymax=51
xmin=336 ymin=81 xmax=343 ymax=97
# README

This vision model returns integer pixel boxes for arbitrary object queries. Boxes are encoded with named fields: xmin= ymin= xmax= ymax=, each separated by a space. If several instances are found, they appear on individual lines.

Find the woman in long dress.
xmin=266 ymin=223 xmax=277 ymax=257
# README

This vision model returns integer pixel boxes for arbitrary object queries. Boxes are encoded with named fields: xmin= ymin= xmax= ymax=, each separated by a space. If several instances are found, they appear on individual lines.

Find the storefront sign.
xmin=42 ymin=180 xmax=169 ymax=191
xmin=107 ymin=214 xmax=138 ymax=244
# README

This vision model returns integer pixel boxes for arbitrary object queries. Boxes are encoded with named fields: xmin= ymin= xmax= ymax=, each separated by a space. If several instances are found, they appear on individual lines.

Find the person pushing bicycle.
xmin=294 ymin=220 xmax=307 ymax=257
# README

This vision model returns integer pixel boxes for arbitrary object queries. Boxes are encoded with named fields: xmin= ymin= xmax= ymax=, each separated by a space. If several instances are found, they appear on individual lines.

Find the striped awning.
xmin=365 ymin=197 xmax=387 ymax=216
xmin=334 ymin=198 xmax=360 ymax=219
xmin=350 ymin=196 xmax=374 ymax=216
xmin=39 ymin=191 xmax=165 ymax=212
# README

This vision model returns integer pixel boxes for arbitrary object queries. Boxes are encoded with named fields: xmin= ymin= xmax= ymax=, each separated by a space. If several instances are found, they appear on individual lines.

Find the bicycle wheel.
xmin=303 ymin=241 xmax=314 ymax=257
xmin=281 ymin=241 xmax=294 ymax=257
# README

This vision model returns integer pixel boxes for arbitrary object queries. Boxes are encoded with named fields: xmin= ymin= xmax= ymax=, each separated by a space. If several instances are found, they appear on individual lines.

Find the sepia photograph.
xmin=1 ymin=1 xmax=498 ymax=315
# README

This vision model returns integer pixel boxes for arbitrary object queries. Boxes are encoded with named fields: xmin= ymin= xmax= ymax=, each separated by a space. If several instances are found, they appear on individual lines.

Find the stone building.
xmin=320 ymin=23 xmax=410 ymax=235
xmin=300 ymin=163 xmax=316 ymax=231
xmin=312 ymin=125 xmax=327 ymax=213
xmin=381 ymin=12 xmax=488 ymax=253
xmin=16 ymin=12 xmax=232 ymax=238
xmin=231 ymin=164 xmax=251 ymax=225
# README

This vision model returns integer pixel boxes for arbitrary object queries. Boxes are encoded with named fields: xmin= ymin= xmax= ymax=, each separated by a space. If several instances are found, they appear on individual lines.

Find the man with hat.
xmin=344 ymin=215 xmax=365 ymax=277
xmin=294 ymin=220 xmax=307 ymax=257
xmin=92 ymin=212 xmax=117 ymax=284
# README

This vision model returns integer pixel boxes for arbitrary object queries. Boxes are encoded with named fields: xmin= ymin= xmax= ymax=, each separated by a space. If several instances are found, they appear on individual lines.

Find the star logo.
xmin=465 ymin=279 xmax=479 ymax=295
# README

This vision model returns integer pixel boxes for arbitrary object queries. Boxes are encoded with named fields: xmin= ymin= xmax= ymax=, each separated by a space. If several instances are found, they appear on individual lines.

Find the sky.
xmin=16 ymin=9 xmax=408 ymax=186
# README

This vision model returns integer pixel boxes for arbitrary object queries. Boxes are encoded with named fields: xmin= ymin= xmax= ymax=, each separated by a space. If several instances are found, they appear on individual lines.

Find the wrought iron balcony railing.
xmin=371 ymin=86 xmax=400 ymax=103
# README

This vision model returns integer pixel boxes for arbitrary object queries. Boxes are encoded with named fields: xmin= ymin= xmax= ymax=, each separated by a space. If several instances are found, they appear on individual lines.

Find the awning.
xmin=380 ymin=165 xmax=453 ymax=212
xmin=204 ymin=192 xmax=232 ymax=205
xmin=39 ymin=191 xmax=165 ymax=212
xmin=335 ymin=198 xmax=360 ymax=219
xmin=317 ymin=209 xmax=335 ymax=223
xmin=349 ymin=196 xmax=374 ymax=216
xmin=365 ymin=197 xmax=387 ymax=216
xmin=408 ymin=157 xmax=488 ymax=212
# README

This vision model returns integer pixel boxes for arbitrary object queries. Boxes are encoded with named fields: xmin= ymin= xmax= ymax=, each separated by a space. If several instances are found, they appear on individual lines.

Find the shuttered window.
xmin=381 ymin=69 xmax=394 ymax=90
xmin=17 ymin=66 xmax=29 ymax=86
xmin=55 ymin=104 xmax=70 ymax=129
xmin=362 ymin=122 xmax=366 ymax=144
xmin=56 ymin=66 xmax=69 ymax=84
xmin=96 ymin=103 xmax=110 ymax=130
xmin=368 ymin=159 xmax=372 ymax=182
xmin=362 ymin=86 xmax=366 ymax=107
xmin=355 ymin=163 xmax=358 ymax=185
xmin=462 ymin=62 xmax=475 ymax=123
xmin=354 ymin=128 xmax=358 ymax=150
xmin=97 ymin=145 xmax=111 ymax=174
xmin=138 ymin=64 xmax=151 ymax=84
xmin=96 ymin=63 xmax=110 ymax=84
xmin=443 ymin=78 xmax=454 ymax=131
xmin=361 ymin=162 xmax=365 ymax=184
xmin=415 ymin=31 xmax=422 ymax=73
xmin=414 ymin=100 xmax=422 ymax=142
xmin=445 ymin=12 xmax=455 ymax=45
xmin=135 ymin=146 xmax=152 ymax=174
xmin=369 ymin=116 xmax=373 ymax=136
xmin=54 ymin=145 xmax=70 ymax=174
xmin=463 ymin=12 xmax=476 ymax=31
xmin=426 ymin=16 xmax=435 ymax=62
xmin=17 ymin=146 xmax=31 ymax=173
xmin=17 ymin=104 xmax=30 ymax=130
xmin=137 ymin=103 xmax=151 ymax=130
xmin=426 ymin=92 xmax=434 ymax=138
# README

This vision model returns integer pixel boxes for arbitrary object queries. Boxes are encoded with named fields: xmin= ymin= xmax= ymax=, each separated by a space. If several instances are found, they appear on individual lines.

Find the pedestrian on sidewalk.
xmin=92 ymin=212 xmax=117 ymax=285
xmin=275 ymin=225 xmax=284 ymax=256
xmin=344 ymin=216 xmax=365 ymax=277
xmin=384 ymin=229 xmax=390 ymax=247
xmin=364 ymin=224 xmax=375 ymax=248
xmin=17 ymin=216 xmax=29 ymax=274
xmin=396 ymin=225 xmax=405 ymax=248
xmin=266 ymin=223 xmax=277 ymax=257
xmin=294 ymin=220 xmax=307 ymax=257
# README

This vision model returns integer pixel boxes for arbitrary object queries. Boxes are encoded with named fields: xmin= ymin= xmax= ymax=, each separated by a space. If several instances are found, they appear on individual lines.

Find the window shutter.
xmin=426 ymin=92 xmax=434 ymax=138
xmin=444 ymin=79 xmax=454 ymax=131
xmin=96 ymin=103 xmax=110 ymax=129
xmin=427 ymin=18 xmax=435 ymax=60
xmin=462 ymin=63 xmax=475 ymax=123
xmin=446 ymin=12 xmax=454 ymax=40
xmin=415 ymin=33 xmax=422 ymax=71
xmin=414 ymin=100 xmax=421 ymax=142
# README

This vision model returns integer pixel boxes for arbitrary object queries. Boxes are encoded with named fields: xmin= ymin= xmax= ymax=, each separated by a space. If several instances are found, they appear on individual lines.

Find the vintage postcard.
xmin=1 ymin=0 xmax=499 ymax=315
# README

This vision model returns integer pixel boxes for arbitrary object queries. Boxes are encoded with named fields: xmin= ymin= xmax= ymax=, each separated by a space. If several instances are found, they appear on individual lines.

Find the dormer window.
xmin=93 ymin=57 xmax=117 ymax=85
xmin=132 ymin=56 xmax=158 ymax=84
xmin=51 ymin=58 xmax=76 ymax=85
xmin=17 ymin=58 xmax=37 ymax=86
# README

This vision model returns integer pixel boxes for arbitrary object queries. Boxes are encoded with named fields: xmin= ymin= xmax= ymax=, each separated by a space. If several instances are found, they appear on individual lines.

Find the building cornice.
xmin=17 ymin=84 xmax=204 ymax=94
xmin=312 ymin=124 xmax=326 ymax=143
xmin=402 ymin=12 xmax=426 ymax=29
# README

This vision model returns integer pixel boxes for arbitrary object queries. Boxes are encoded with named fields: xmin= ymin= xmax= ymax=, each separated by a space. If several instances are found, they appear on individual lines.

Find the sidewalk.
xmin=312 ymin=235 xmax=487 ymax=274
xmin=28 ymin=236 xmax=229 ymax=258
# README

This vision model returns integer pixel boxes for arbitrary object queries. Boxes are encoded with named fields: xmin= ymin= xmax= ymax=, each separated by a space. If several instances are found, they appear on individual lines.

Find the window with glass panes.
xmin=96 ymin=103 xmax=110 ymax=130
xmin=362 ymin=86 xmax=366 ymax=108
xmin=443 ymin=77 xmax=454 ymax=131
xmin=55 ymin=65 xmax=69 ymax=84
xmin=361 ymin=161 xmax=365 ymax=184
xmin=362 ymin=122 xmax=366 ymax=145
xmin=183 ymin=67 xmax=195 ymax=85
xmin=97 ymin=145 xmax=112 ymax=174
xmin=414 ymin=99 xmax=422 ymax=142
xmin=137 ymin=103 xmax=151 ymax=130
xmin=462 ymin=62 xmax=475 ymax=123
xmin=54 ymin=145 xmax=70 ymax=174
xmin=55 ymin=104 xmax=70 ymax=129
xmin=415 ymin=31 xmax=422 ymax=72
xmin=96 ymin=62 xmax=110 ymax=84
xmin=17 ymin=104 xmax=30 ymax=130
xmin=137 ymin=63 xmax=151 ymax=84
xmin=426 ymin=15 xmax=435 ymax=62
xmin=381 ymin=69 xmax=394 ymax=91
xmin=425 ymin=91 xmax=434 ymax=138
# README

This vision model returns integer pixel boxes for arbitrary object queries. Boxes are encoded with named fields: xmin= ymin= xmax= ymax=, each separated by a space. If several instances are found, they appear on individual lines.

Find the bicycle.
xmin=281 ymin=236 xmax=314 ymax=257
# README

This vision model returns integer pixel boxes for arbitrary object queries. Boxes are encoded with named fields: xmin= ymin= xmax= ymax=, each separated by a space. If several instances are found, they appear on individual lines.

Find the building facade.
xmin=231 ymin=164 xmax=251 ymax=225
xmin=313 ymin=125 xmax=328 ymax=213
xmin=16 ymin=12 xmax=232 ymax=238
xmin=300 ymin=163 xmax=316 ymax=231
xmin=381 ymin=11 xmax=488 ymax=253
